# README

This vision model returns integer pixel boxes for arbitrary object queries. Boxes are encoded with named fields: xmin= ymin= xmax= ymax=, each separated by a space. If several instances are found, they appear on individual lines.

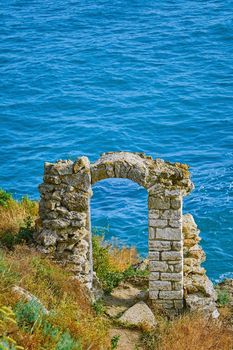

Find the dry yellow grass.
xmin=0 ymin=245 xmax=111 ymax=350
xmin=155 ymin=312 xmax=233 ymax=350
xmin=0 ymin=197 xmax=38 ymax=236
xmin=109 ymin=246 xmax=139 ymax=272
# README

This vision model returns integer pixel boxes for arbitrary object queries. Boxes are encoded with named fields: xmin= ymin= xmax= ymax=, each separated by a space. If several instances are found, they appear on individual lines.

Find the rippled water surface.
xmin=1 ymin=0 xmax=233 ymax=281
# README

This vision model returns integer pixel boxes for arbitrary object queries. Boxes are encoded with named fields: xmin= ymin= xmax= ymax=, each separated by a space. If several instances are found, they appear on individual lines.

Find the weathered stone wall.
xmin=148 ymin=189 xmax=184 ymax=310
xmin=183 ymin=214 xmax=219 ymax=318
xmin=36 ymin=157 xmax=93 ymax=288
xmin=36 ymin=152 xmax=193 ymax=312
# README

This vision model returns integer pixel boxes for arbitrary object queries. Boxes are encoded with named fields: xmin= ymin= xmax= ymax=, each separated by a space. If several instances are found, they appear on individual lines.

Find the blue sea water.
xmin=0 ymin=0 xmax=233 ymax=281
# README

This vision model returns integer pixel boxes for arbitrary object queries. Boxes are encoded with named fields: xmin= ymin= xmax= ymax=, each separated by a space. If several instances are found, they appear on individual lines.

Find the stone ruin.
xmin=36 ymin=151 xmax=218 ymax=316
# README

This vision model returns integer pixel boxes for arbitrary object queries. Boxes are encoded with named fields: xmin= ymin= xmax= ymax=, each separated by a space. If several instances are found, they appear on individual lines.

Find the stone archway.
xmin=36 ymin=152 xmax=193 ymax=312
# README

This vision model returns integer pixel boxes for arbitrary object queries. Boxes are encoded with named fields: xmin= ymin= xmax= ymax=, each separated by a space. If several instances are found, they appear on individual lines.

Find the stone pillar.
xmin=148 ymin=188 xmax=183 ymax=311
xmin=36 ymin=157 xmax=93 ymax=288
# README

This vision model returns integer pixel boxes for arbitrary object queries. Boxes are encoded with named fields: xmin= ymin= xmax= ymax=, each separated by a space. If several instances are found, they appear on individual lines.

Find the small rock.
xmin=104 ymin=282 xmax=148 ymax=308
xmin=119 ymin=301 xmax=156 ymax=328
xmin=185 ymin=294 xmax=219 ymax=319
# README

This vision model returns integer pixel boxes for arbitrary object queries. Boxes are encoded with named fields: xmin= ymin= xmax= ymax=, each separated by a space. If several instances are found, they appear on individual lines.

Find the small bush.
xmin=92 ymin=234 xmax=147 ymax=293
xmin=55 ymin=331 xmax=82 ymax=350
xmin=92 ymin=299 xmax=106 ymax=316
xmin=111 ymin=335 xmax=120 ymax=349
xmin=0 ymin=216 xmax=34 ymax=250
xmin=0 ymin=189 xmax=12 ymax=208
xmin=0 ymin=192 xmax=38 ymax=242
xmin=14 ymin=300 xmax=45 ymax=332
xmin=217 ymin=289 xmax=230 ymax=306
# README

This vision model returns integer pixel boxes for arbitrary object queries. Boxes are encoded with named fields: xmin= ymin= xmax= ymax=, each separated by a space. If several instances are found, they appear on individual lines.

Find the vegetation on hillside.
xmin=0 ymin=189 xmax=232 ymax=350
xmin=92 ymin=235 xmax=148 ymax=293
xmin=141 ymin=311 xmax=233 ymax=350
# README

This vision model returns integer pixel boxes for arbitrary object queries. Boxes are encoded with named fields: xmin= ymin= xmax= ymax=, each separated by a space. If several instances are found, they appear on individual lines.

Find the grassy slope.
xmin=0 ymin=190 xmax=110 ymax=350
xmin=0 ymin=189 xmax=232 ymax=350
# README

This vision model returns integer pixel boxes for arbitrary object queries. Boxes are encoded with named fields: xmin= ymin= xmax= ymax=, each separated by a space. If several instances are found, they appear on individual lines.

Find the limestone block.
xmin=187 ymin=244 xmax=206 ymax=262
xmin=172 ymin=241 xmax=182 ymax=251
xmin=73 ymin=156 xmax=90 ymax=174
xmin=44 ymin=175 xmax=61 ymax=185
xmin=37 ymin=229 xmax=58 ymax=247
xmin=160 ymin=272 xmax=183 ymax=281
xmin=165 ymin=189 xmax=181 ymax=196
xmin=149 ymin=196 xmax=170 ymax=210
xmin=114 ymin=160 xmax=129 ymax=178
xmin=148 ymin=227 xmax=156 ymax=239
xmin=148 ymin=210 xmax=160 ymax=219
xmin=149 ymin=240 xmax=171 ymax=251
xmin=156 ymin=227 xmax=181 ymax=241
xmin=170 ymin=197 xmax=181 ymax=209
xmin=161 ymin=251 xmax=182 ymax=261
xmin=44 ymin=200 xmax=57 ymax=210
xmin=43 ymin=219 xmax=70 ymax=229
xmin=44 ymin=162 xmax=55 ymax=175
xmin=149 ymin=291 xmax=159 ymax=299
xmin=149 ymin=272 xmax=160 ymax=280
xmin=174 ymin=300 xmax=184 ymax=309
xmin=149 ymin=281 xmax=172 ymax=291
xmin=38 ymin=183 xmax=54 ymax=194
xmin=62 ymin=192 xmax=89 ymax=212
xmin=160 ymin=209 xmax=181 ymax=220
xmin=44 ymin=212 xmax=58 ymax=220
xmin=169 ymin=219 xmax=181 ymax=228
xmin=149 ymin=261 xmax=168 ymax=272
xmin=173 ymin=281 xmax=183 ymax=291
xmin=91 ymin=164 xmax=108 ymax=184
xmin=56 ymin=207 xmax=87 ymax=223
xmin=182 ymin=213 xmax=200 ymax=239
xmin=52 ymin=160 xmax=74 ymax=176
xmin=184 ymin=237 xmax=200 ymax=247
xmin=149 ymin=219 xmax=167 ymax=228
xmin=159 ymin=291 xmax=183 ymax=300
xmin=148 ymin=251 xmax=160 ymax=260
xmin=173 ymin=263 xmax=182 ymax=273
xmin=156 ymin=300 xmax=174 ymax=309
xmin=167 ymin=265 xmax=174 ymax=272
xmin=62 ymin=173 xmax=91 ymax=192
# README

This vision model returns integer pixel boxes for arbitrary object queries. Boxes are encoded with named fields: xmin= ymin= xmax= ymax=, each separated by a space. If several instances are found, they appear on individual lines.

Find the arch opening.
xmin=91 ymin=178 xmax=148 ymax=257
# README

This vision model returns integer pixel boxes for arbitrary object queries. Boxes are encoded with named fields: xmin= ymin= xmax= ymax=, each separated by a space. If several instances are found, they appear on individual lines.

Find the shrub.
xmin=0 ymin=189 xmax=12 ymax=208
xmin=0 ymin=192 xmax=38 ymax=243
xmin=14 ymin=300 xmax=45 ymax=332
xmin=111 ymin=335 xmax=120 ymax=350
xmin=55 ymin=331 xmax=82 ymax=350
xmin=92 ymin=235 xmax=124 ymax=292
xmin=0 ymin=216 xmax=34 ymax=250
xmin=217 ymin=289 xmax=230 ymax=306
xmin=92 ymin=299 xmax=106 ymax=316
xmin=92 ymin=234 xmax=147 ymax=293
